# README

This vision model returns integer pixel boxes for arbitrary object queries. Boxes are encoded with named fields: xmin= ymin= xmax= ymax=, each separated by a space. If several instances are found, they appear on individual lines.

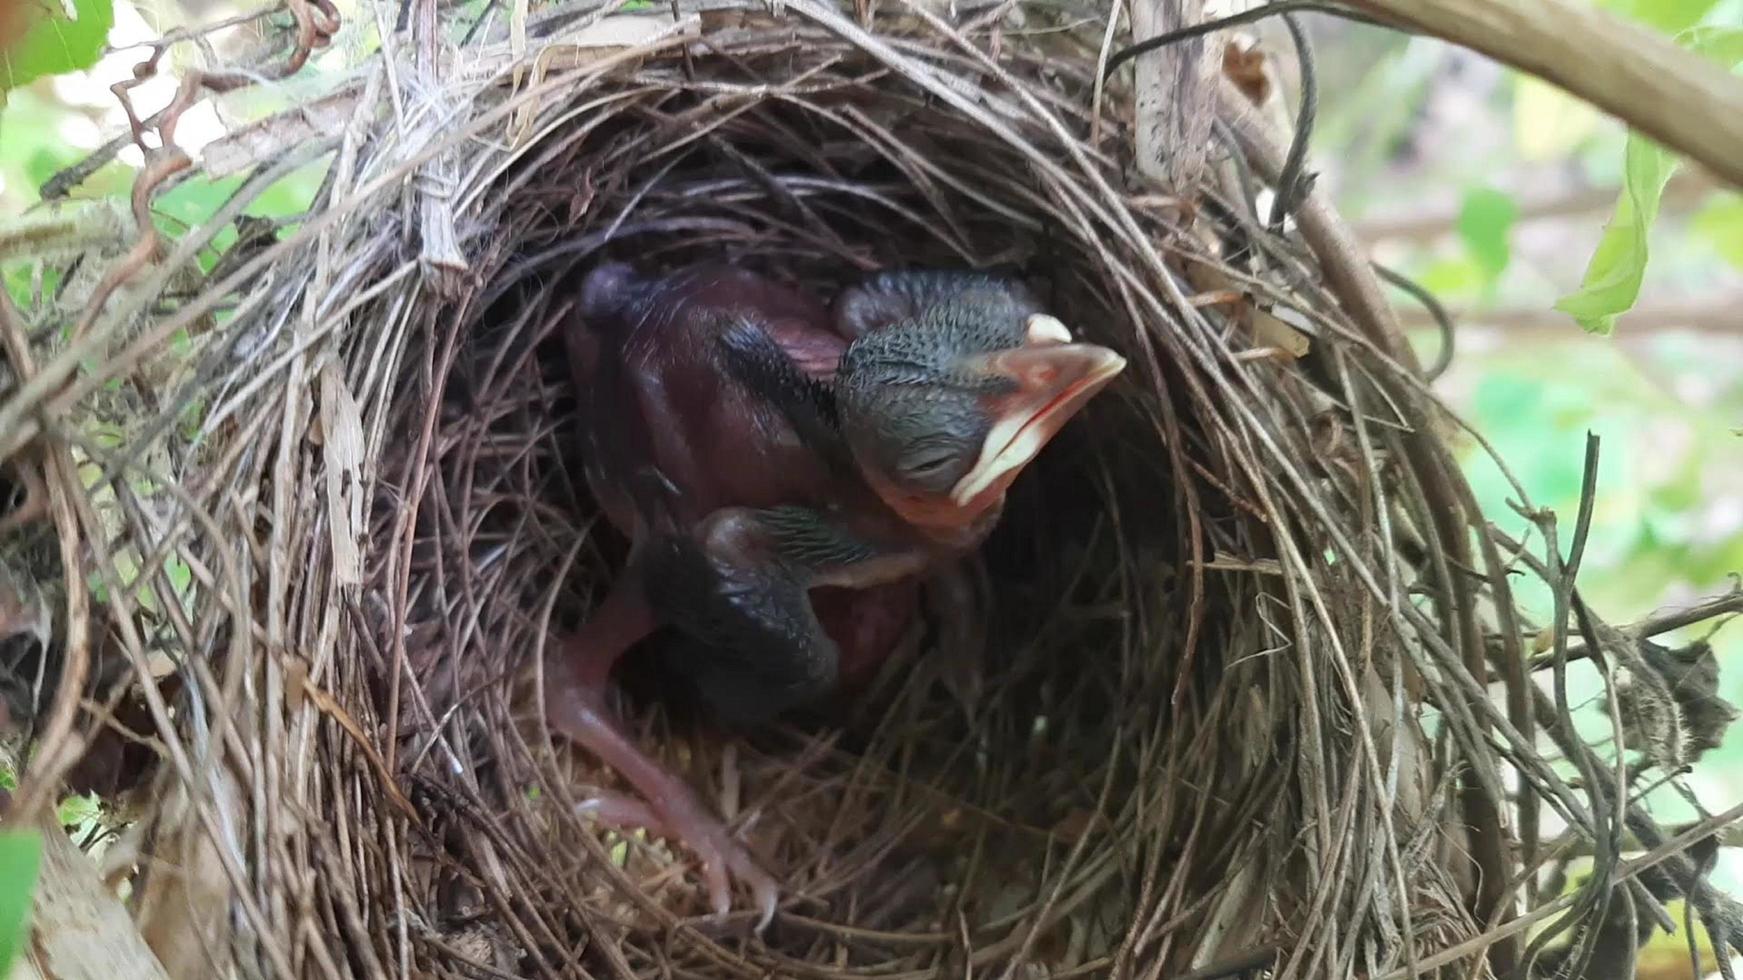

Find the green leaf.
xmin=166 ymin=555 xmax=193 ymax=598
xmin=0 ymin=830 xmax=43 ymax=977
xmin=1555 ymin=25 xmax=1743 ymax=335
xmin=1554 ymin=134 xmax=1677 ymax=335
xmin=1692 ymin=192 xmax=1743 ymax=268
xmin=56 ymin=793 xmax=100 ymax=829
xmin=1457 ymin=187 xmax=1518 ymax=283
xmin=0 ymin=0 xmax=116 ymax=93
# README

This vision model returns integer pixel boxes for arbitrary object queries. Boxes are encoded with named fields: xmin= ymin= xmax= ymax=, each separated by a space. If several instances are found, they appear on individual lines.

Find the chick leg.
xmin=543 ymin=577 xmax=779 ymax=929
xmin=924 ymin=558 xmax=989 ymax=719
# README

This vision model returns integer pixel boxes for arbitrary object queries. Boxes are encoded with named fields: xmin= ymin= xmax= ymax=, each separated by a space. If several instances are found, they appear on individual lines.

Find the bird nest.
xmin=3 ymin=1 xmax=1742 ymax=978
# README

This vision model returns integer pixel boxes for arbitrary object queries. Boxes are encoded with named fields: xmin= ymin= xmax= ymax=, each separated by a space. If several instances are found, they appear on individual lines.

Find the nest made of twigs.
xmin=4 ymin=1 xmax=1742 ymax=978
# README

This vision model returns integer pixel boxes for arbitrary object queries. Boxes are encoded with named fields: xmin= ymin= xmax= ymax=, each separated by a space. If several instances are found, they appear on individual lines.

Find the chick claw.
xmin=547 ymin=632 xmax=780 ymax=933
xmin=578 ymin=785 xmax=779 ymax=931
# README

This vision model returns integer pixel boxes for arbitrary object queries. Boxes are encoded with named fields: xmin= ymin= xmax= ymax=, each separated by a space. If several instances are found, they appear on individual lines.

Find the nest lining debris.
xmin=2 ymin=1 xmax=1742 ymax=978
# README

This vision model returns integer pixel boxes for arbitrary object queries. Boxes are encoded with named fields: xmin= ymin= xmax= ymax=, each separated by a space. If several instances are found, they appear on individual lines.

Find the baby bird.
xmin=548 ymin=262 xmax=1126 ymax=929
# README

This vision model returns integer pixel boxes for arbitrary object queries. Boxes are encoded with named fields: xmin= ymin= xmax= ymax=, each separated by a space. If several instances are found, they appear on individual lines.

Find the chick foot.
xmin=545 ymin=620 xmax=778 ymax=931
xmin=575 ymin=779 xmax=779 ymax=931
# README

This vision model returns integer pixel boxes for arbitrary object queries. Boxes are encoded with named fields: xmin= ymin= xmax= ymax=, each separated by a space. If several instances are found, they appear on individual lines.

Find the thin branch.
xmin=1522 ymin=585 xmax=1743 ymax=673
xmin=1545 ymin=823 xmax=1743 ymax=862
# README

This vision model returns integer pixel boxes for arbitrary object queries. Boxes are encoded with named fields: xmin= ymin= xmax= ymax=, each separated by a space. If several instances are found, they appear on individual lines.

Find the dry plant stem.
xmin=0 ymin=0 xmax=337 ymax=461
xmin=0 ymin=293 xmax=93 ymax=825
xmin=1457 ymin=483 xmax=1538 ymax=905
xmin=70 ymin=0 xmax=339 ymax=339
xmin=1218 ymin=82 xmax=1519 ymax=973
xmin=0 ymin=30 xmax=699 ymax=468
xmin=1496 ymin=569 xmax=1742 ymax=962
xmin=1214 ymin=86 xmax=1411 ymax=372
xmin=32 ymin=437 xmax=289 ymax=975
xmin=1526 ymin=586 xmax=1743 ymax=671
xmin=413 ymin=0 xmax=469 ymax=290
xmin=1497 ymin=528 xmax=1743 ymax=949
xmin=1424 ymin=398 xmax=1539 ymax=904
xmin=1345 ymin=0 xmax=1743 ymax=189
xmin=1550 ymin=824 xmax=1743 ymax=859
xmin=1371 ymin=798 xmax=1743 ymax=980
xmin=1332 ymin=348 xmax=1428 ymax=976
xmin=1526 ymin=437 xmax=1614 ymax=976
xmin=1129 ymin=0 xmax=1213 ymax=191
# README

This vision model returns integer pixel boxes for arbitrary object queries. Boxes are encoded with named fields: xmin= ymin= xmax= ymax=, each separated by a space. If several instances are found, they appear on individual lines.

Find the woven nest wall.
xmin=4 ymin=1 xmax=1742 ymax=978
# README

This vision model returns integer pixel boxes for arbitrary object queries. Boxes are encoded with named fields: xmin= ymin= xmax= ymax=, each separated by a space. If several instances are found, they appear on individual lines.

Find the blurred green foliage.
xmin=0 ymin=830 xmax=43 ymax=977
xmin=1458 ymin=338 xmax=1743 ymax=622
xmin=0 ymin=87 xmax=131 ymax=210
xmin=1457 ymin=186 xmax=1518 ymax=292
xmin=1693 ymin=193 xmax=1743 ymax=268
